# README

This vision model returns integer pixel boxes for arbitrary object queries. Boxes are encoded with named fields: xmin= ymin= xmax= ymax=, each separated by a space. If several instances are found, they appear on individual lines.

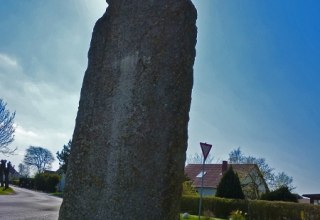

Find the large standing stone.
xmin=59 ymin=0 xmax=197 ymax=219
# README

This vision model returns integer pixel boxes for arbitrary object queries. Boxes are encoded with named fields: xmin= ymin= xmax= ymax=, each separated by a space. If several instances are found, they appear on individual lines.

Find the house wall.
xmin=312 ymin=199 xmax=320 ymax=205
xmin=57 ymin=173 xmax=66 ymax=192
xmin=9 ymin=173 xmax=20 ymax=181
xmin=196 ymin=187 xmax=216 ymax=196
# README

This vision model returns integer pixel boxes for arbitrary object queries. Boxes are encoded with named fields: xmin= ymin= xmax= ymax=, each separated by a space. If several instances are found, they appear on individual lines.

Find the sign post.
xmin=198 ymin=142 xmax=212 ymax=220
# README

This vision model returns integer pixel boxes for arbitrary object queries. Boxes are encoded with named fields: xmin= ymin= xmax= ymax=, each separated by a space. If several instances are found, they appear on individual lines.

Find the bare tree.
xmin=229 ymin=148 xmax=275 ymax=186
xmin=229 ymin=147 xmax=244 ymax=164
xmin=272 ymin=171 xmax=295 ymax=191
xmin=18 ymin=163 xmax=30 ymax=177
xmin=186 ymin=152 xmax=214 ymax=164
xmin=228 ymin=147 xmax=295 ymax=198
xmin=242 ymin=156 xmax=275 ymax=188
xmin=23 ymin=146 xmax=55 ymax=173
xmin=239 ymin=164 xmax=270 ymax=199
xmin=0 ymin=99 xmax=16 ymax=155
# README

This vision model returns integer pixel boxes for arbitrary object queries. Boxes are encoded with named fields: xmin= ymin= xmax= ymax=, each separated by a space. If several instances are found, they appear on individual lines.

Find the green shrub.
xmin=181 ymin=195 xmax=320 ymax=219
xmin=229 ymin=210 xmax=246 ymax=220
xmin=11 ymin=179 xmax=19 ymax=186
xmin=46 ymin=174 xmax=60 ymax=192
xmin=34 ymin=173 xmax=60 ymax=193
xmin=182 ymin=181 xmax=198 ymax=196
xmin=19 ymin=177 xmax=35 ymax=189
xmin=260 ymin=186 xmax=298 ymax=203
xmin=181 ymin=195 xmax=246 ymax=218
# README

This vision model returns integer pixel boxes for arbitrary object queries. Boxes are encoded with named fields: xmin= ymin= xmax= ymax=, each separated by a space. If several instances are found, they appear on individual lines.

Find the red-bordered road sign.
xmin=200 ymin=142 xmax=212 ymax=161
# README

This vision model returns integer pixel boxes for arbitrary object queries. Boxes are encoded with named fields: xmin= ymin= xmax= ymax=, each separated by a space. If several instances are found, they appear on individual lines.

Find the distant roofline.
xmin=302 ymin=194 xmax=320 ymax=199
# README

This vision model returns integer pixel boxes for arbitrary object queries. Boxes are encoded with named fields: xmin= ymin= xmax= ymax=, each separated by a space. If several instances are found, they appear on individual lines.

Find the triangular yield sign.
xmin=200 ymin=142 xmax=212 ymax=161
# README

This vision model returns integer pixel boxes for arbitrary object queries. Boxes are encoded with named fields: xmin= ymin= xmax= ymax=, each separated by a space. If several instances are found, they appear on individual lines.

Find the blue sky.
xmin=0 ymin=1 xmax=319 ymax=195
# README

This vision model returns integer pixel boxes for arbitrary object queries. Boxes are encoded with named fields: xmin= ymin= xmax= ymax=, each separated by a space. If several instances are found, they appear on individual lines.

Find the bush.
xmin=182 ymin=181 xmax=198 ymax=196
xmin=181 ymin=195 xmax=247 ymax=218
xmin=34 ymin=173 xmax=60 ymax=193
xmin=19 ymin=177 xmax=35 ymax=189
xmin=181 ymin=195 xmax=320 ymax=219
xmin=229 ymin=210 xmax=246 ymax=220
xmin=260 ymin=186 xmax=298 ymax=203
xmin=10 ymin=179 xmax=19 ymax=186
xmin=248 ymin=200 xmax=320 ymax=220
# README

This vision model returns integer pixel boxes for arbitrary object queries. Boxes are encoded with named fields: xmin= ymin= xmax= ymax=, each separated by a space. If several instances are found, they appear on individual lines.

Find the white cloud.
xmin=15 ymin=126 xmax=39 ymax=139
xmin=7 ymin=124 xmax=70 ymax=171
xmin=0 ymin=1 xmax=107 ymax=172
xmin=0 ymin=53 xmax=19 ymax=69
xmin=76 ymin=0 xmax=107 ymax=22
xmin=15 ymin=125 xmax=69 ymax=148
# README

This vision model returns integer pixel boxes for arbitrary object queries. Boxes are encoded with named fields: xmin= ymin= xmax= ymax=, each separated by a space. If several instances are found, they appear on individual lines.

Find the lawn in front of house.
xmin=180 ymin=214 xmax=225 ymax=220
xmin=0 ymin=187 xmax=15 ymax=195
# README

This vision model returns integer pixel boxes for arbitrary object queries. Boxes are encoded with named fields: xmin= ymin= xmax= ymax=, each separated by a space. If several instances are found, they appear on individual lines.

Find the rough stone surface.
xmin=59 ymin=1 xmax=197 ymax=219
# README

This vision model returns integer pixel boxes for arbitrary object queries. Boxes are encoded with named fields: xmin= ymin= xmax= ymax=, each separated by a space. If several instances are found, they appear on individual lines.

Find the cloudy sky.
xmin=1 ymin=1 xmax=319 ymax=195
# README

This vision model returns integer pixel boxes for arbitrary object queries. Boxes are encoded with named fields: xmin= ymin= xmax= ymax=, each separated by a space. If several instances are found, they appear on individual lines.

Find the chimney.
xmin=222 ymin=161 xmax=228 ymax=174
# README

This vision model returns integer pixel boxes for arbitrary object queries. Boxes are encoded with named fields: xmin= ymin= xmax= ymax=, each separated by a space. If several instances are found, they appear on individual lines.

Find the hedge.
xmin=19 ymin=177 xmax=35 ymax=189
xmin=34 ymin=173 xmax=60 ymax=193
xmin=249 ymin=200 xmax=320 ymax=220
xmin=181 ymin=195 xmax=320 ymax=220
xmin=10 ymin=179 xmax=19 ymax=186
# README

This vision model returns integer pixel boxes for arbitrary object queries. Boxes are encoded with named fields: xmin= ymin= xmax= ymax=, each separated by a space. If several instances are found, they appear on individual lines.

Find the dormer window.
xmin=196 ymin=171 xmax=206 ymax=178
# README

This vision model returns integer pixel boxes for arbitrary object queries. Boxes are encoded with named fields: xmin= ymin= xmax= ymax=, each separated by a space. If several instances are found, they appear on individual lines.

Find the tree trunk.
xmin=59 ymin=1 xmax=197 ymax=219
xmin=4 ymin=168 xmax=9 ymax=189
xmin=0 ymin=170 xmax=3 ymax=187
xmin=0 ymin=160 xmax=6 ymax=187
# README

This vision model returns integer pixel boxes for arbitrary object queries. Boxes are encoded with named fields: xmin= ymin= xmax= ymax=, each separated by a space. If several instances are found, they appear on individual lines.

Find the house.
xmin=9 ymin=165 xmax=20 ymax=181
xmin=185 ymin=161 xmax=269 ymax=199
xmin=302 ymin=194 xmax=320 ymax=205
xmin=57 ymin=173 xmax=66 ymax=192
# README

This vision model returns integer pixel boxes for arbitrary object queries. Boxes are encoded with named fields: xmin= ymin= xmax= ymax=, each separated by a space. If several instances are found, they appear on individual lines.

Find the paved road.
xmin=0 ymin=186 xmax=62 ymax=220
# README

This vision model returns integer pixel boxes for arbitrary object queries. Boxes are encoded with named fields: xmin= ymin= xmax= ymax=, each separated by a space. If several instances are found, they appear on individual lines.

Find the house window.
xmin=196 ymin=171 xmax=206 ymax=178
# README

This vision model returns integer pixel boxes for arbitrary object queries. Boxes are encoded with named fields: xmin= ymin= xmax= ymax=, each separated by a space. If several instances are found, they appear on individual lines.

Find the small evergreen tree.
xmin=216 ymin=166 xmax=245 ymax=199
xmin=56 ymin=140 xmax=71 ymax=173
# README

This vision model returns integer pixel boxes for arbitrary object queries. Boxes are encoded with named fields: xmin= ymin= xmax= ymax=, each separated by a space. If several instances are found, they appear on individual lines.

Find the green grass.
xmin=180 ymin=214 xmax=225 ymax=220
xmin=0 ymin=187 xmax=15 ymax=195
xmin=51 ymin=191 xmax=63 ymax=198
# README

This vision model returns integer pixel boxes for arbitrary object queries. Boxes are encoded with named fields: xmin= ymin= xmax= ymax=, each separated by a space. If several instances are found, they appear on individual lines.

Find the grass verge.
xmin=180 ymin=214 xmax=225 ymax=220
xmin=0 ymin=187 xmax=15 ymax=195
xmin=51 ymin=191 xmax=63 ymax=198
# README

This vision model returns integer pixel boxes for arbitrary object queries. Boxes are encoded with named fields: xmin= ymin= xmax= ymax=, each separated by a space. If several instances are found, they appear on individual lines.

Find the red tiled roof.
xmin=185 ymin=163 xmax=257 ymax=188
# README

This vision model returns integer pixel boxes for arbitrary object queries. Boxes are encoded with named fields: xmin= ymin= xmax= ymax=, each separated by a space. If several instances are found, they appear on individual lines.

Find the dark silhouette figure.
xmin=0 ymin=160 xmax=6 ymax=187
xmin=4 ymin=161 xmax=11 ymax=189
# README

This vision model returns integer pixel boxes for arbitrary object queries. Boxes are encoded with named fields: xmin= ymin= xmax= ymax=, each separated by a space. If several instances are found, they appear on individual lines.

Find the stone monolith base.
xmin=59 ymin=0 xmax=197 ymax=219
